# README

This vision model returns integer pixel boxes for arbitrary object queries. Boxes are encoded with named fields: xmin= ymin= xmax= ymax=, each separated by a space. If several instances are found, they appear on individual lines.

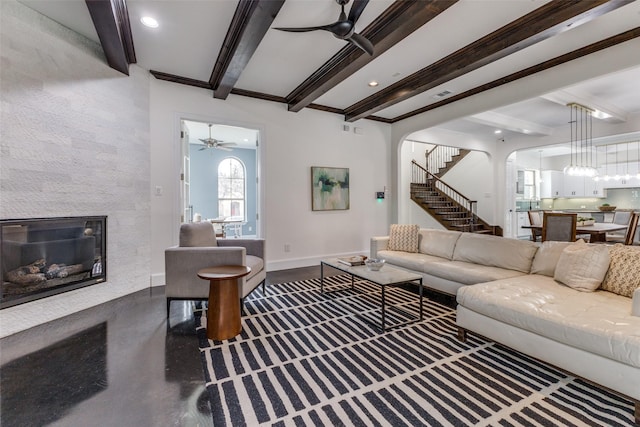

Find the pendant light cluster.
xmin=563 ymin=103 xmax=598 ymax=177
xmin=594 ymin=140 xmax=640 ymax=182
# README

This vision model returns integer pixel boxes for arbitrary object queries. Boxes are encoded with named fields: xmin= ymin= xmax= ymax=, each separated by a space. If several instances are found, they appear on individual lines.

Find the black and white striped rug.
xmin=196 ymin=274 xmax=635 ymax=426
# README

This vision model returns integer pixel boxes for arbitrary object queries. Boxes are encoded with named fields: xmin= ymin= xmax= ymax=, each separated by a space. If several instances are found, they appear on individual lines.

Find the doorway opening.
xmin=180 ymin=119 xmax=261 ymax=238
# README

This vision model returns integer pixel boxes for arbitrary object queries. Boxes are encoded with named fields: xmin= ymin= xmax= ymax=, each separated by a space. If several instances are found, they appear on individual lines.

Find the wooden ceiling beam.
xmin=210 ymin=0 xmax=286 ymax=100
xmin=344 ymin=0 xmax=632 ymax=122
xmin=150 ymin=70 xmax=212 ymax=89
xmin=85 ymin=0 xmax=136 ymax=75
xmin=285 ymin=0 xmax=458 ymax=113
xmin=390 ymin=27 xmax=640 ymax=123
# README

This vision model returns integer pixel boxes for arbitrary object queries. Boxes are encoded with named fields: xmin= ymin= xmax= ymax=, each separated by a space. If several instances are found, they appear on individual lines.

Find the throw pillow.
xmin=387 ymin=224 xmax=419 ymax=253
xmin=530 ymin=241 xmax=572 ymax=277
xmin=600 ymin=244 xmax=640 ymax=298
xmin=554 ymin=240 xmax=610 ymax=292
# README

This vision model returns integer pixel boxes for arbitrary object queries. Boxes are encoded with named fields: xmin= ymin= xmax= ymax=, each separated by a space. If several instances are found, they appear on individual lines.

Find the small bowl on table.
xmin=365 ymin=258 xmax=385 ymax=271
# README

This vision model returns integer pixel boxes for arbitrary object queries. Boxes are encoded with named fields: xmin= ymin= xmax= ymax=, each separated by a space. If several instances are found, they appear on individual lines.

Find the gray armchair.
xmin=165 ymin=222 xmax=266 ymax=317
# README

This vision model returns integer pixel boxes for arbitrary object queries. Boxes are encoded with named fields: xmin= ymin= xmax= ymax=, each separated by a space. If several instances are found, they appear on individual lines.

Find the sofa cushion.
xmin=179 ymin=222 xmax=217 ymax=247
xmin=457 ymin=275 xmax=640 ymax=368
xmin=418 ymin=229 xmax=462 ymax=260
xmin=377 ymin=250 xmax=442 ymax=272
xmin=457 ymin=274 xmax=640 ymax=368
xmin=601 ymin=244 xmax=640 ymax=298
xmin=554 ymin=240 xmax=609 ymax=292
xmin=452 ymin=233 xmax=539 ymax=273
xmin=633 ymin=289 xmax=640 ymax=317
xmin=387 ymin=224 xmax=419 ymax=253
xmin=424 ymin=260 xmax=526 ymax=286
xmin=530 ymin=241 xmax=572 ymax=277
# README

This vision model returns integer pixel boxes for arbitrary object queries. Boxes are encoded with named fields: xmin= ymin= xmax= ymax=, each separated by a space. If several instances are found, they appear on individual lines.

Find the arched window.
xmin=218 ymin=158 xmax=245 ymax=220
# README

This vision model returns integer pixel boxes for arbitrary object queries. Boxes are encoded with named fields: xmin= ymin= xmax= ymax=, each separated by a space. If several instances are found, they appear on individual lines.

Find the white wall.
xmin=0 ymin=1 xmax=151 ymax=337
xmin=150 ymin=79 xmax=392 ymax=278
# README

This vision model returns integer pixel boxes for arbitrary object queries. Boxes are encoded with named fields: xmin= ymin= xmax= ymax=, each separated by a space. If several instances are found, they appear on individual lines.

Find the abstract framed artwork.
xmin=311 ymin=166 xmax=350 ymax=211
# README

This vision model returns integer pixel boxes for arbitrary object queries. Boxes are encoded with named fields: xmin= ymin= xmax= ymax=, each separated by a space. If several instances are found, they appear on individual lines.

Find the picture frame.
xmin=311 ymin=166 xmax=350 ymax=211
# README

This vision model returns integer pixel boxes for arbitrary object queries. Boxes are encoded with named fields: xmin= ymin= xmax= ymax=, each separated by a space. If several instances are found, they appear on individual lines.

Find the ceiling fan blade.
xmin=199 ymin=146 xmax=207 ymax=151
xmin=198 ymin=138 xmax=210 ymax=144
xmin=218 ymin=142 xmax=237 ymax=147
xmin=348 ymin=32 xmax=374 ymax=55
xmin=274 ymin=25 xmax=333 ymax=33
xmin=348 ymin=0 xmax=369 ymax=24
xmin=217 ymin=146 xmax=233 ymax=151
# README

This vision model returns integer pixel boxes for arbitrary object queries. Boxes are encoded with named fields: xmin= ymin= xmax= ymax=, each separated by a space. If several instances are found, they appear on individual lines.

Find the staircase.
xmin=426 ymin=145 xmax=470 ymax=177
xmin=411 ymin=161 xmax=501 ymax=235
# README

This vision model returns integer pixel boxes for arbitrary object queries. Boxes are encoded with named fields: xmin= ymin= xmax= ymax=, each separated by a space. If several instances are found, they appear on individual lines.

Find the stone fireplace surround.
xmin=1 ymin=217 xmax=107 ymax=309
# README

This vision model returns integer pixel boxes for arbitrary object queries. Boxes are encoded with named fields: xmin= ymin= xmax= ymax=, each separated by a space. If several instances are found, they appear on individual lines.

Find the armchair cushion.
xmin=179 ymin=222 xmax=217 ymax=247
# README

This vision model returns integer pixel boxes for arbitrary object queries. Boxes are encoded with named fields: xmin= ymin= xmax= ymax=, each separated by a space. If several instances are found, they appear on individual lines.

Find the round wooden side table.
xmin=197 ymin=265 xmax=251 ymax=341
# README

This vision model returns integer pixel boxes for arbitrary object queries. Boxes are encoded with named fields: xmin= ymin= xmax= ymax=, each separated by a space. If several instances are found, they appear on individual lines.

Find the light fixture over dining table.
xmin=563 ymin=103 xmax=598 ymax=178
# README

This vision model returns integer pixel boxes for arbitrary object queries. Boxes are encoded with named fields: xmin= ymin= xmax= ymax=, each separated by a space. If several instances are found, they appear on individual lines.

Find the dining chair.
xmin=542 ymin=212 xmax=577 ymax=242
xmin=527 ymin=210 xmax=543 ymax=242
xmin=606 ymin=210 xmax=633 ymax=241
xmin=606 ymin=213 xmax=639 ymax=245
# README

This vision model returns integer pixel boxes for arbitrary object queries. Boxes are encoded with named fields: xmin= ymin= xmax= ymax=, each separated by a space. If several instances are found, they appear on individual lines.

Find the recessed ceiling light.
xmin=494 ymin=130 xmax=502 ymax=134
xmin=141 ymin=17 xmax=159 ymax=28
xmin=243 ymin=138 xmax=249 ymax=142
xmin=592 ymin=109 xmax=611 ymax=120
xmin=368 ymin=81 xmax=379 ymax=87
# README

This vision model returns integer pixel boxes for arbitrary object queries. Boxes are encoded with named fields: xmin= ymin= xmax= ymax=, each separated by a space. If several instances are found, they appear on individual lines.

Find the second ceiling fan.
xmin=199 ymin=124 xmax=237 ymax=151
xmin=274 ymin=0 xmax=374 ymax=56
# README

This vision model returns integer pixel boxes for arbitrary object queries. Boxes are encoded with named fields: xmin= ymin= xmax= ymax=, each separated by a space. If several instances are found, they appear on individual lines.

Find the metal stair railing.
xmin=426 ymin=145 xmax=461 ymax=176
xmin=412 ymin=160 xmax=478 ymax=229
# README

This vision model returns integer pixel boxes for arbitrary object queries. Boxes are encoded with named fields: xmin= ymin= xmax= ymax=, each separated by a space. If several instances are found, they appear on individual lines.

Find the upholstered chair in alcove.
xmin=165 ymin=222 xmax=265 ymax=318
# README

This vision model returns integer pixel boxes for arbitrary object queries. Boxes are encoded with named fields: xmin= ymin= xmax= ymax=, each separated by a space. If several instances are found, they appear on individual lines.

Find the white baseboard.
xmin=266 ymin=250 xmax=368 ymax=272
xmin=150 ymin=273 xmax=165 ymax=287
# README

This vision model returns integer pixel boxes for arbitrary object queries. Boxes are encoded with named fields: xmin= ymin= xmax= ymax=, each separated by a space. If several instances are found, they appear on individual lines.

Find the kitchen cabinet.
xmin=563 ymin=174 xmax=585 ymax=197
xmin=539 ymin=170 xmax=609 ymax=198
xmin=584 ymin=177 xmax=606 ymax=197
xmin=540 ymin=170 xmax=563 ymax=198
xmin=517 ymin=212 xmax=531 ymax=238
xmin=600 ymin=162 xmax=639 ymax=189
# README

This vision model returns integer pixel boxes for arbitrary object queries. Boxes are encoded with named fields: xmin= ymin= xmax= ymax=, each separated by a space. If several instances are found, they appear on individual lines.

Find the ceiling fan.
xmin=198 ymin=124 xmax=237 ymax=151
xmin=274 ymin=0 xmax=374 ymax=56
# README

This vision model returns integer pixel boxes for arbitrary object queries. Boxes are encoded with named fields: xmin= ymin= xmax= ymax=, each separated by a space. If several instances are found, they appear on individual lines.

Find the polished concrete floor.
xmin=0 ymin=266 xmax=453 ymax=426
xmin=0 ymin=266 xmax=323 ymax=427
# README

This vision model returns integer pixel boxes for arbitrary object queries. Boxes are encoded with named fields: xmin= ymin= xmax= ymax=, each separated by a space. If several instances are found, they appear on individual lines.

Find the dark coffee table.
xmin=320 ymin=258 xmax=423 ymax=332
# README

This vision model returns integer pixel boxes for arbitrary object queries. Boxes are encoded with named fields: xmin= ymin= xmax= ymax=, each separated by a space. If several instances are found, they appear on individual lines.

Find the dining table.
xmin=524 ymin=222 xmax=627 ymax=242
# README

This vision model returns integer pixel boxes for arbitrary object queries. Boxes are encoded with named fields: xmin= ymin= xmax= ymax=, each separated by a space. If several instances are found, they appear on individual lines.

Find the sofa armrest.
xmin=370 ymin=236 xmax=389 ymax=258
xmin=217 ymin=238 xmax=265 ymax=259
xmin=633 ymin=288 xmax=640 ymax=317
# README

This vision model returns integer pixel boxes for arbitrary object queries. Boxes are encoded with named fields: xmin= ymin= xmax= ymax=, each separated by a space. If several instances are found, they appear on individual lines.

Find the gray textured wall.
xmin=0 ymin=1 xmax=151 ymax=337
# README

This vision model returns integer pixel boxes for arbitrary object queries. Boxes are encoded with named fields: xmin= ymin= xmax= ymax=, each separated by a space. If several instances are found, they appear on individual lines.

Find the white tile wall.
xmin=0 ymin=1 xmax=151 ymax=337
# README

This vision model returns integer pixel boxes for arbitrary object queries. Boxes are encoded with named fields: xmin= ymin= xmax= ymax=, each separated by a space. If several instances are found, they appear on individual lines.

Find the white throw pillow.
xmin=387 ymin=224 xmax=419 ymax=253
xmin=530 ymin=241 xmax=572 ymax=277
xmin=553 ymin=240 xmax=610 ymax=292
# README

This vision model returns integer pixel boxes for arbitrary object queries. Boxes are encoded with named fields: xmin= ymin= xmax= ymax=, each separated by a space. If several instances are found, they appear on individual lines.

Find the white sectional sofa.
xmin=371 ymin=228 xmax=640 ymax=423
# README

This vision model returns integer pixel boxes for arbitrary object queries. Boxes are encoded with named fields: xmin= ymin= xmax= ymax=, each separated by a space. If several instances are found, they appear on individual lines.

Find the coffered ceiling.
xmin=19 ymin=0 xmax=640 ymax=143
